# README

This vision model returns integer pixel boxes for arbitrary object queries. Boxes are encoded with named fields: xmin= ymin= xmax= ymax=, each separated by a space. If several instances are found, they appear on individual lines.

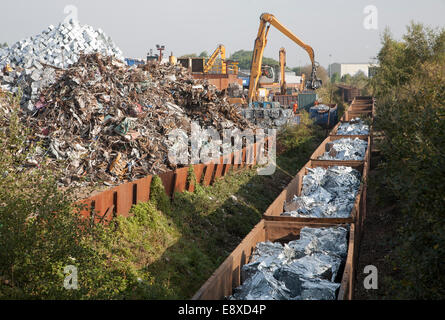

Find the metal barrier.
xmin=78 ymin=137 xmax=270 ymax=221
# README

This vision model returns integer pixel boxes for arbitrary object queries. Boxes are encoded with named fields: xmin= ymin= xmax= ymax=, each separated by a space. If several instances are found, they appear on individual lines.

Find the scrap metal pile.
xmin=318 ymin=138 xmax=368 ymax=161
xmin=310 ymin=104 xmax=330 ymax=112
xmin=230 ymin=226 xmax=348 ymax=300
xmin=337 ymin=118 xmax=369 ymax=135
xmin=282 ymin=166 xmax=361 ymax=218
xmin=19 ymin=53 xmax=252 ymax=187
xmin=0 ymin=20 xmax=124 ymax=112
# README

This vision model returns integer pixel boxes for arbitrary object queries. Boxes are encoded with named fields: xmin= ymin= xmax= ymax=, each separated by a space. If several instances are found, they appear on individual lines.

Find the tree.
xmin=199 ymin=51 xmax=209 ymax=58
xmin=229 ymin=50 xmax=280 ymax=70
xmin=340 ymin=74 xmax=352 ymax=84
xmin=292 ymin=66 xmax=302 ymax=75
xmin=330 ymin=72 xmax=341 ymax=83
xmin=350 ymin=70 xmax=369 ymax=90
xmin=371 ymin=22 xmax=445 ymax=299
xmin=179 ymin=53 xmax=198 ymax=58
xmin=0 ymin=42 xmax=7 ymax=48
xmin=299 ymin=64 xmax=329 ymax=85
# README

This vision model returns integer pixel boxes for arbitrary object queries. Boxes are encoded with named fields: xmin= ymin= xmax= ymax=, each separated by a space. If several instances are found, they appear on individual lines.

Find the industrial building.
xmin=329 ymin=62 xmax=376 ymax=78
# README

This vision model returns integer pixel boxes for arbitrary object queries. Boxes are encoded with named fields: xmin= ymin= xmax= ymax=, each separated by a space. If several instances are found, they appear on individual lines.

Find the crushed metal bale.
xmin=336 ymin=118 xmax=369 ymax=135
xmin=318 ymin=138 xmax=368 ymax=161
xmin=282 ymin=166 xmax=361 ymax=218
xmin=230 ymin=226 xmax=348 ymax=300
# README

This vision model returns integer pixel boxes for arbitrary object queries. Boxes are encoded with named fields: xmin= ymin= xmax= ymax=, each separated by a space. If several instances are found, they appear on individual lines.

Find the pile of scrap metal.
xmin=15 ymin=53 xmax=253 ymax=188
xmin=282 ymin=166 xmax=361 ymax=218
xmin=230 ymin=226 xmax=348 ymax=300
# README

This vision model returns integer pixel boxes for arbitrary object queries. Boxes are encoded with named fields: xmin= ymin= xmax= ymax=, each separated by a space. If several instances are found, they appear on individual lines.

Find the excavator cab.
xmin=261 ymin=65 xmax=275 ymax=79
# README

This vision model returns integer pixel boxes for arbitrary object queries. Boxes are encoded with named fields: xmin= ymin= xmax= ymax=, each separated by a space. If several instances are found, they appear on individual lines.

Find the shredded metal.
xmin=282 ymin=166 xmax=361 ymax=218
xmin=318 ymin=138 xmax=368 ymax=161
xmin=337 ymin=118 xmax=369 ymax=135
xmin=230 ymin=226 xmax=348 ymax=300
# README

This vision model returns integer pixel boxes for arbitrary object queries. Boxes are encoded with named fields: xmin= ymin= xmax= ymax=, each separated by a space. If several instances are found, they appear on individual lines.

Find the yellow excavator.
xmin=204 ymin=44 xmax=227 ymax=74
xmin=248 ymin=13 xmax=322 ymax=103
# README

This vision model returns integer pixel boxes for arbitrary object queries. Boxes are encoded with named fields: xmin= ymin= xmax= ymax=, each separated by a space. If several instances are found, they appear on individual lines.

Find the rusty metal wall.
xmin=76 ymin=142 xmax=262 ymax=222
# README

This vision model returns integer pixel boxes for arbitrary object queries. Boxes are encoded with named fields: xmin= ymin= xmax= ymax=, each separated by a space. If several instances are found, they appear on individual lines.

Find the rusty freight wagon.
xmin=262 ymin=160 xmax=368 ymax=225
xmin=192 ymin=219 xmax=359 ymax=300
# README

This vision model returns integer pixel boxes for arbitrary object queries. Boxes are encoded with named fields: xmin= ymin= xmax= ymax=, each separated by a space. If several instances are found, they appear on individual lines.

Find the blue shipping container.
xmin=125 ymin=58 xmax=145 ymax=67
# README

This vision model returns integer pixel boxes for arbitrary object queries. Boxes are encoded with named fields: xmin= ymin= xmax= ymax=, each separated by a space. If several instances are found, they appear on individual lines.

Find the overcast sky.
xmin=1 ymin=0 xmax=444 ymax=68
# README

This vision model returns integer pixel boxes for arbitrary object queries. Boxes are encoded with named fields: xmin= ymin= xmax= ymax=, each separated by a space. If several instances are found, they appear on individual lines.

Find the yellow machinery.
xmin=279 ymin=47 xmax=286 ymax=95
xmin=300 ymin=73 xmax=306 ymax=92
xmin=279 ymin=48 xmax=306 ymax=95
xmin=248 ymin=13 xmax=322 ymax=103
xmin=169 ymin=52 xmax=177 ymax=65
xmin=204 ymin=44 xmax=239 ymax=74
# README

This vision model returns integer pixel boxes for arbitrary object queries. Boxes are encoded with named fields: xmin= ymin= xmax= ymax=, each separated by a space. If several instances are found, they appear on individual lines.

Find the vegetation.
xmin=336 ymin=70 xmax=372 ymax=94
xmin=295 ymin=64 xmax=329 ymax=85
xmin=371 ymin=22 xmax=445 ymax=299
xmin=229 ymin=50 xmax=281 ymax=70
xmin=179 ymin=51 xmax=210 ymax=59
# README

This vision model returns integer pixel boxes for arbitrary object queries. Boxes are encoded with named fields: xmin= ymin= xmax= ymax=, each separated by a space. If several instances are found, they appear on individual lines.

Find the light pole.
xmin=156 ymin=44 xmax=165 ymax=63
xmin=329 ymin=54 xmax=332 ymax=81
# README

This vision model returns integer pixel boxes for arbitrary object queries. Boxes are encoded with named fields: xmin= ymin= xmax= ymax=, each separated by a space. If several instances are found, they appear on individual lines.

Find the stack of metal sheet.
xmin=318 ymin=138 xmax=368 ymax=161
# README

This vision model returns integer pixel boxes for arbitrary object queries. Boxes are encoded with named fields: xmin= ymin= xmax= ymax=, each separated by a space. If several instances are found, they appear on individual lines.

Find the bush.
xmin=371 ymin=23 xmax=445 ymax=299
xmin=0 ymin=94 xmax=139 ymax=299
xmin=279 ymin=111 xmax=324 ymax=152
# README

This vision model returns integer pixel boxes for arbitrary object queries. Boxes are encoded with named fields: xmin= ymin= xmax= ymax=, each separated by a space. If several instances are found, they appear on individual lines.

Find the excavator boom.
xmin=248 ymin=13 xmax=322 ymax=103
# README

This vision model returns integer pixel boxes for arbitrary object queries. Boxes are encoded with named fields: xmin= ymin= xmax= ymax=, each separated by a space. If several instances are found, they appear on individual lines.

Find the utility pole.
xmin=329 ymin=54 xmax=333 ymax=104
xmin=156 ymin=44 xmax=165 ymax=63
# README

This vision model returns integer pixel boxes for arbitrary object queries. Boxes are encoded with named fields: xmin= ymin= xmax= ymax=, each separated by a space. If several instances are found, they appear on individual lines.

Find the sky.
xmin=0 ymin=0 xmax=444 ymax=69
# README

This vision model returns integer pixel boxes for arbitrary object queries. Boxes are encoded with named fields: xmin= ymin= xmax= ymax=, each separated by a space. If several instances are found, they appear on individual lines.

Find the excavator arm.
xmin=279 ymin=47 xmax=286 ymax=95
xmin=248 ymin=13 xmax=322 ymax=103
xmin=204 ymin=44 xmax=227 ymax=74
